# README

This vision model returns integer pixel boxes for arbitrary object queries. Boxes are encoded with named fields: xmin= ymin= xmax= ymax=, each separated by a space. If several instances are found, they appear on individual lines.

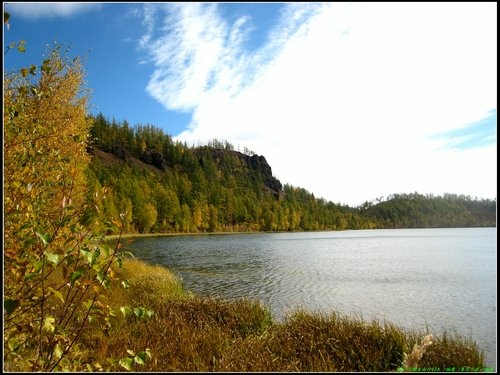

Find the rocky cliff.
xmin=99 ymin=145 xmax=283 ymax=199
xmin=193 ymin=147 xmax=283 ymax=199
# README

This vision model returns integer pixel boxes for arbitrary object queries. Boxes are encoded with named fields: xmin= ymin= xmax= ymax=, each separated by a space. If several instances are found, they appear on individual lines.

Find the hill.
xmin=84 ymin=114 xmax=496 ymax=234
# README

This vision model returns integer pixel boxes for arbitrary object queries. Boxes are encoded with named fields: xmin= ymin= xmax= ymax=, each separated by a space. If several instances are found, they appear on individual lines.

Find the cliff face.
xmin=247 ymin=154 xmax=283 ymax=197
xmin=193 ymin=147 xmax=283 ymax=199
xmin=97 ymin=145 xmax=283 ymax=199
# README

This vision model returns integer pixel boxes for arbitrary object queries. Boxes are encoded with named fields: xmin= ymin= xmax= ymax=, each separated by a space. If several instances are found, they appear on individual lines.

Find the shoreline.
xmin=104 ymin=226 xmax=496 ymax=242
xmin=102 ymin=228 xmax=495 ymax=369
xmin=104 ymin=230 xmax=265 ymax=242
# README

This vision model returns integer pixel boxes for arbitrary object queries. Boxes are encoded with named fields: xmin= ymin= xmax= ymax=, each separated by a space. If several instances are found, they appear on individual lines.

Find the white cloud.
xmin=6 ymin=2 xmax=101 ymax=20
xmin=140 ymin=2 xmax=496 ymax=206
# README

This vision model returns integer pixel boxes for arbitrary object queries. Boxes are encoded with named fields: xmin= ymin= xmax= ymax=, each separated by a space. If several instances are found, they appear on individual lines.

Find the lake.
xmin=123 ymin=227 xmax=496 ymax=368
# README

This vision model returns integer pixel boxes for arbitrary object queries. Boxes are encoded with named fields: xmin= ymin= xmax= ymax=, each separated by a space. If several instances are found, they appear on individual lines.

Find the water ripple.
xmin=125 ymin=228 xmax=496 ymax=368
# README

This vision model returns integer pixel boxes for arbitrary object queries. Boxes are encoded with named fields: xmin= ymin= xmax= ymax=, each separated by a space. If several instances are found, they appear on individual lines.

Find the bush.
xmin=3 ymin=45 xmax=145 ymax=371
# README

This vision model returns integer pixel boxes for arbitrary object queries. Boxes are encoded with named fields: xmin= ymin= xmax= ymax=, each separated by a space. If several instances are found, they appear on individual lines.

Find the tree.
xmin=135 ymin=203 xmax=158 ymax=233
xmin=4 ymin=44 xmax=144 ymax=371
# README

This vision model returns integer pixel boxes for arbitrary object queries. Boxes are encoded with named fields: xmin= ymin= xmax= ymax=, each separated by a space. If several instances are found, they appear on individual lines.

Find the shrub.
xmin=3 ymin=44 xmax=148 ymax=372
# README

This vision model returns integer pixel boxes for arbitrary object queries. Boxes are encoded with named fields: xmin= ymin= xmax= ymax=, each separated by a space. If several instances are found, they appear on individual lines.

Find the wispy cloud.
xmin=138 ymin=3 xmax=496 ymax=206
xmin=140 ymin=3 xmax=255 ymax=112
xmin=6 ymin=2 xmax=101 ymax=20
xmin=429 ymin=109 xmax=496 ymax=150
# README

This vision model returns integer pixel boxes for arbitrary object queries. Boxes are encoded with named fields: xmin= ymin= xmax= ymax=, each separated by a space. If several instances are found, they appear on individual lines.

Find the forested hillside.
xmin=84 ymin=114 xmax=496 ymax=234
xmin=361 ymin=193 xmax=496 ymax=228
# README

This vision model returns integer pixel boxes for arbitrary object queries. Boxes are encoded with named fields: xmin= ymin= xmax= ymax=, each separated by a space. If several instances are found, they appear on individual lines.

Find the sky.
xmin=3 ymin=2 xmax=497 ymax=207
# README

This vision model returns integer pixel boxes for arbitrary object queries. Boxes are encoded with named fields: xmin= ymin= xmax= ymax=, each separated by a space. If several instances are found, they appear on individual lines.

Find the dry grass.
xmin=113 ymin=257 xmax=187 ymax=305
xmin=403 ymin=334 xmax=434 ymax=369
xmin=414 ymin=331 xmax=487 ymax=371
xmin=254 ymin=311 xmax=411 ymax=372
xmin=74 ymin=258 xmax=486 ymax=372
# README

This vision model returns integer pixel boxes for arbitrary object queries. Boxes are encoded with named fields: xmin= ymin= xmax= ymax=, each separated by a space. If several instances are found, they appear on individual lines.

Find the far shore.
xmin=103 ymin=226 xmax=495 ymax=242
xmin=104 ymin=230 xmax=264 ymax=242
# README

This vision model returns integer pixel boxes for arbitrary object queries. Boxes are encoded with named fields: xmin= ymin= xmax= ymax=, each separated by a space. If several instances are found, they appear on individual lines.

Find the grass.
xmin=74 ymin=257 xmax=486 ymax=372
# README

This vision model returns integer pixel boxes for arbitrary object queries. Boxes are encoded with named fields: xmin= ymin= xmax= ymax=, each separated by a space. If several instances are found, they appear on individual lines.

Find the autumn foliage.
xmin=3 ymin=46 xmax=146 ymax=371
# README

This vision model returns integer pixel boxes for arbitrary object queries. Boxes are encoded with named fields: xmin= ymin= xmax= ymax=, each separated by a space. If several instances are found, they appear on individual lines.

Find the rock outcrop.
xmin=140 ymin=149 xmax=167 ymax=171
xmin=193 ymin=147 xmax=283 ymax=199
xmin=247 ymin=154 xmax=283 ymax=197
xmin=102 ymin=144 xmax=283 ymax=199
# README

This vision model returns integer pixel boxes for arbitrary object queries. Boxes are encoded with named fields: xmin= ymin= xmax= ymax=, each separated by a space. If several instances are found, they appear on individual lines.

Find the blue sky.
xmin=3 ymin=2 xmax=497 ymax=206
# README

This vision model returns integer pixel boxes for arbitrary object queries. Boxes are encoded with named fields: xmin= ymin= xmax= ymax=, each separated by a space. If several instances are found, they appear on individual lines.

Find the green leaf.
xmin=119 ymin=357 xmax=134 ymax=371
xmin=81 ymin=249 xmax=91 ymax=262
xmin=81 ymin=248 xmax=99 ymax=266
xmin=136 ymin=349 xmax=151 ymax=364
xmin=7 ymin=338 xmax=19 ymax=352
xmin=122 ymin=250 xmax=135 ymax=258
xmin=69 ymin=270 xmax=83 ymax=286
xmin=41 ymin=60 xmax=52 ymax=74
xmin=17 ymin=45 xmax=26 ymax=53
xmin=4 ymin=299 xmax=19 ymax=315
xmin=134 ymin=355 xmax=145 ymax=365
xmin=132 ymin=307 xmax=154 ymax=320
xmin=36 ymin=232 xmax=51 ymax=246
xmin=44 ymin=252 xmax=59 ymax=264
xmin=91 ymin=248 xmax=100 ymax=266
xmin=120 ymin=306 xmax=132 ymax=318
xmin=24 ymin=272 xmax=38 ymax=280
xmin=96 ymin=271 xmax=110 ymax=288
xmin=96 ymin=271 xmax=104 ymax=283
xmin=32 ymin=260 xmax=43 ymax=272
xmin=19 ymin=223 xmax=32 ymax=231
xmin=23 ymin=237 xmax=37 ymax=250
xmin=54 ymin=343 xmax=64 ymax=359
xmin=20 ymin=68 xmax=28 ymax=77
xmin=100 ymin=244 xmax=111 ymax=257
xmin=133 ymin=307 xmax=144 ymax=319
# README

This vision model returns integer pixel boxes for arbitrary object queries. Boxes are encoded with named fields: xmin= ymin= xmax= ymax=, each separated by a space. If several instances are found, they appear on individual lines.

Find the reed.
xmin=74 ymin=258 xmax=486 ymax=372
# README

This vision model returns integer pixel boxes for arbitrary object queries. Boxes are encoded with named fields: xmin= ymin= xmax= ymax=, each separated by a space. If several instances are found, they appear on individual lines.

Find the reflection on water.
xmin=124 ymin=228 xmax=496 ymax=368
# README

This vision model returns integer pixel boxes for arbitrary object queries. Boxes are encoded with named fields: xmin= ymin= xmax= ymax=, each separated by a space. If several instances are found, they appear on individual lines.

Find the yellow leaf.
xmin=43 ymin=316 xmax=55 ymax=333
xmin=54 ymin=343 xmax=64 ymax=359
xmin=48 ymin=287 xmax=65 ymax=303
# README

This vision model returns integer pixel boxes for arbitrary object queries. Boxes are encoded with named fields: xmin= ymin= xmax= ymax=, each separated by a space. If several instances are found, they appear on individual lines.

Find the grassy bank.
xmin=72 ymin=257 xmax=487 ymax=372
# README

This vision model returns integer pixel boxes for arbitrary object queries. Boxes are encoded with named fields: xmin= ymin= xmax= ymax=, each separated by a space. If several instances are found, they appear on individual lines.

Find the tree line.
xmin=84 ymin=114 xmax=496 ymax=234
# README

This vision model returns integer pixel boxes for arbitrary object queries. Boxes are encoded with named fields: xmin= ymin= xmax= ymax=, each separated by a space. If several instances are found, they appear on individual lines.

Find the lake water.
xmin=123 ymin=227 xmax=497 ymax=368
